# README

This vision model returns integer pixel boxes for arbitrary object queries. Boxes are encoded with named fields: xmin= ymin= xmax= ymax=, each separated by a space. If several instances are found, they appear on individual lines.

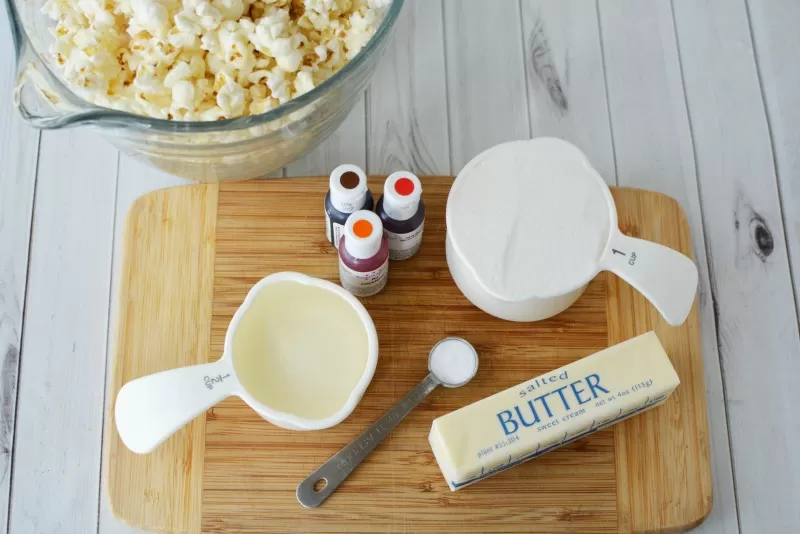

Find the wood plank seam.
xmin=516 ymin=0 xmax=534 ymax=140
xmin=594 ymin=0 xmax=620 ymax=186
xmin=96 ymin=158 xmax=121 ymax=534
xmin=440 ymin=0 xmax=454 ymax=176
xmin=365 ymin=79 xmax=375 ymax=172
xmin=745 ymin=0 xmax=800 ymax=335
xmin=2 ymin=133 xmax=40 ymax=534
xmin=742 ymin=0 xmax=800 ymax=325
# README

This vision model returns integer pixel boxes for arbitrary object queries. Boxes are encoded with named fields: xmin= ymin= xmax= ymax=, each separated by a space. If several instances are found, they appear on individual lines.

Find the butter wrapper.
xmin=429 ymin=331 xmax=679 ymax=490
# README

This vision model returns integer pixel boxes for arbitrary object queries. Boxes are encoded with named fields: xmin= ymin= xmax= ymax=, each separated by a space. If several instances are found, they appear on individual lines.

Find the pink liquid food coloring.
xmin=338 ymin=210 xmax=390 ymax=297
xmin=376 ymin=171 xmax=425 ymax=260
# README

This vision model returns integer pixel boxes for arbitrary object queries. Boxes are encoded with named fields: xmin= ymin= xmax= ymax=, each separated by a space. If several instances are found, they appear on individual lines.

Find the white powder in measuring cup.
xmin=447 ymin=138 xmax=611 ymax=299
xmin=429 ymin=338 xmax=478 ymax=387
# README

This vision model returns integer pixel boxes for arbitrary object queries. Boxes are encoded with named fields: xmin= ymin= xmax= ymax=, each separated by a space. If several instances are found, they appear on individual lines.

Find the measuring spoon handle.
xmin=297 ymin=373 xmax=441 ymax=508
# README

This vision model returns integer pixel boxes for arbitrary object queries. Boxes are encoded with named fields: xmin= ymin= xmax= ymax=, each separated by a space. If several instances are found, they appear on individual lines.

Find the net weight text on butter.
xmin=594 ymin=379 xmax=654 ymax=407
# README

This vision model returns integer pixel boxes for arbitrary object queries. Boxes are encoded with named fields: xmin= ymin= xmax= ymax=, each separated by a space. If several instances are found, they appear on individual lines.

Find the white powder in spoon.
xmin=447 ymin=138 xmax=611 ymax=300
xmin=429 ymin=338 xmax=478 ymax=387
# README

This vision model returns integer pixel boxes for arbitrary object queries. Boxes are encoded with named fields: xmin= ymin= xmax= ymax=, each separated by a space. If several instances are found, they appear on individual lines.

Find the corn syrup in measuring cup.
xmin=232 ymin=280 xmax=370 ymax=420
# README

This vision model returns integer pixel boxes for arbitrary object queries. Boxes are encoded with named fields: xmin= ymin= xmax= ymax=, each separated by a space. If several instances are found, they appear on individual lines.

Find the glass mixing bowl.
xmin=6 ymin=0 xmax=403 ymax=182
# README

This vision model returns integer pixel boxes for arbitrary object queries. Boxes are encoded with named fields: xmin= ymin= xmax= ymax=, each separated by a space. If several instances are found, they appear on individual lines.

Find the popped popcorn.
xmin=43 ymin=0 xmax=390 ymax=120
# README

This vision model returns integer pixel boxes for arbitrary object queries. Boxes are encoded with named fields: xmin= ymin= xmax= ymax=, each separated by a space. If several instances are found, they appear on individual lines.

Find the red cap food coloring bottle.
xmin=376 ymin=171 xmax=425 ymax=260
xmin=338 ymin=210 xmax=389 ymax=297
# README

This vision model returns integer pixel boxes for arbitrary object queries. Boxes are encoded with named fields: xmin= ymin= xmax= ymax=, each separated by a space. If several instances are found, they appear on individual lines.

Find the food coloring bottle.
xmin=376 ymin=171 xmax=425 ymax=260
xmin=339 ymin=210 xmax=389 ymax=297
xmin=325 ymin=164 xmax=374 ymax=249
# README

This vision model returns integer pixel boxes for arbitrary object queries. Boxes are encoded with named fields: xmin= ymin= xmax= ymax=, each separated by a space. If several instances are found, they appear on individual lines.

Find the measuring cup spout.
xmin=599 ymin=231 xmax=699 ymax=326
xmin=115 ymin=358 xmax=237 ymax=454
xmin=10 ymin=24 xmax=115 ymax=130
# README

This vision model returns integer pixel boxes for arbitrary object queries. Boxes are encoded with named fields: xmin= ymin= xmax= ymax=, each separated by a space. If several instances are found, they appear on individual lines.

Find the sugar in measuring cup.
xmin=446 ymin=137 xmax=699 ymax=325
xmin=296 ymin=337 xmax=478 ymax=508
xmin=114 ymin=272 xmax=379 ymax=454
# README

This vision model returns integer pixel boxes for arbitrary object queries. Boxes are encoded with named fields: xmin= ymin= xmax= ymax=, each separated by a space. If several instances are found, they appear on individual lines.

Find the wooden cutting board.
xmin=106 ymin=177 xmax=712 ymax=533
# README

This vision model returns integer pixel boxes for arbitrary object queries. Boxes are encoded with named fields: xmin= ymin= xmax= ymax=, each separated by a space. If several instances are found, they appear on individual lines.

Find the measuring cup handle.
xmin=114 ymin=359 xmax=236 ymax=454
xmin=296 ymin=374 xmax=441 ymax=508
xmin=599 ymin=231 xmax=698 ymax=326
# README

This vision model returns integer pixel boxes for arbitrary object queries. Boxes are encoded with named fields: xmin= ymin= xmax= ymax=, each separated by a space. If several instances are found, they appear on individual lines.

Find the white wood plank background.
xmin=747 ymin=0 xmax=800 ymax=316
xmin=367 ymin=0 xmax=450 ymax=176
xmin=2 ymin=1 xmax=798 ymax=533
xmin=672 ymin=0 xmax=800 ymax=530
xmin=10 ymin=130 xmax=118 ymax=534
xmin=0 ymin=7 xmax=39 ymax=534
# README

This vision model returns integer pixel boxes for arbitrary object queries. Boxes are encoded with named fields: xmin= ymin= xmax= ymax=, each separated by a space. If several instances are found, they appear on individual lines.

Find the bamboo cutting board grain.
xmin=106 ymin=177 xmax=712 ymax=533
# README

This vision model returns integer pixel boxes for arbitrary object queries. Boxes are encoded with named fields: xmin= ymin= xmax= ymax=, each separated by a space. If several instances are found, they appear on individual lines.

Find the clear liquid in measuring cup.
xmin=232 ymin=281 xmax=369 ymax=420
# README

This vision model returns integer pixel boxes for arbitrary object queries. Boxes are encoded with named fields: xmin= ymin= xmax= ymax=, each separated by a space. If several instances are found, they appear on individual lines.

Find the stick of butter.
xmin=429 ymin=331 xmax=679 ymax=490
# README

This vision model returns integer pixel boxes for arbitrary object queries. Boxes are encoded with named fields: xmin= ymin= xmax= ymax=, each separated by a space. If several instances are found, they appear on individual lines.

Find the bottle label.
xmin=325 ymin=213 xmax=345 ymax=249
xmin=385 ymin=221 xmax=424 ymax=260
xmin=339 ymin=259 xmax=388 ymax=297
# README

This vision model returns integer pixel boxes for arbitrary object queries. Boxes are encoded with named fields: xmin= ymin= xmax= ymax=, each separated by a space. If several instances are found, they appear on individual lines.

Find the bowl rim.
xmin=7 ymin=0 xmax=404 ymax=133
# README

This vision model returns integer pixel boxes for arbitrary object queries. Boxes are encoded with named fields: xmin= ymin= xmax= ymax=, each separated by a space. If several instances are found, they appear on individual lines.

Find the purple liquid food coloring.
xmin=376 ymin=171 xmax=425 ymax=260
xmin=338 ymin=210 xmax=390 ymax=297
xmin=325 ymin=164 xmax=374 ymax=249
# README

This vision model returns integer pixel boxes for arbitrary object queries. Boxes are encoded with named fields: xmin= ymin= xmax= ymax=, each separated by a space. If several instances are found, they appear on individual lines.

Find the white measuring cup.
xmin=446 ymin=138 xmax=698 ymax=325
xmin=296 ymin=337 xmax=479 ymax=508
xmin=114 ymin=272 xmax=379 ymax=454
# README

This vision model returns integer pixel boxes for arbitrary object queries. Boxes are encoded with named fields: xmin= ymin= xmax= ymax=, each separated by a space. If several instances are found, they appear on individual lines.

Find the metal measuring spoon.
xmin=296 ymin=337 xmax=479 ymax=508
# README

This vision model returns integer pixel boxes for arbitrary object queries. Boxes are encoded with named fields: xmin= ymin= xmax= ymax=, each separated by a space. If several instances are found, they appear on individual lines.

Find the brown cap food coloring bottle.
xmin=325 ymin=164 xmax=374 ymax=249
